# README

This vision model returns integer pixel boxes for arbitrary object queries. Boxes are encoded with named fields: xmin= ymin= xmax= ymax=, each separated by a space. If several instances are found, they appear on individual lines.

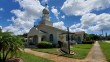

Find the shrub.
xmin=37 ymin=41 xmax=54 ymax=48
xmin=82 ymin=41 xmax=94 ymax=44
xmin=29 ymin=42 xmax=35 ymax=45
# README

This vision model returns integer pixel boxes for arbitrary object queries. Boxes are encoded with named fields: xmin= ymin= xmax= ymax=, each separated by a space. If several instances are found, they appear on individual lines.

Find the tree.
xmin=84 ymin=34 xmax=100 ymax=42
xmin=0 ymin=32 xmax=24 ymax=62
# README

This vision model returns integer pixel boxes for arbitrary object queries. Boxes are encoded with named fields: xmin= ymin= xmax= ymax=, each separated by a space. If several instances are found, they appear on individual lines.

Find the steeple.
xmin=39 ymin=4 xmax=53 ymax=26
xmin=43 ymin=3 xmax=49 ymax=14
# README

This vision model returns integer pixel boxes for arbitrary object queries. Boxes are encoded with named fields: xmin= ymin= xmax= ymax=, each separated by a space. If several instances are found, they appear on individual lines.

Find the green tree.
xmin=84 ymin=34 xmax=100 ymax=42
xmin=0 ymin=32 xmax=24 ymax=62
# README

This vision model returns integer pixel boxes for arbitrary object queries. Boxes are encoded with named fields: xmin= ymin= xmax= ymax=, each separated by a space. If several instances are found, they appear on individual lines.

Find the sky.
xmin=0 ymin=0 xmax=110 ymax=35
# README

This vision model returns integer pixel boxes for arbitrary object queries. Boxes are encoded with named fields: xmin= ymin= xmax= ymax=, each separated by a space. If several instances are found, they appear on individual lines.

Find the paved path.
xmin=24 ymin=41 xmax=107 ymax=62
xmin=84 ymin=41 xmax=107 ymax=62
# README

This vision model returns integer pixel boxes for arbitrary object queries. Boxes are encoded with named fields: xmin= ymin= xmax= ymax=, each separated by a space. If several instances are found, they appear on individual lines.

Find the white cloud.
xmin=86 ymin=13 xmax=110 ymax=31
xmin=61 ymin=0 xmax=110 ymax=33
xmin=51 ymin=6 xmax=60 ymax=20
xmin=70 ymin=13 xmax=110 ymax=33
xmin=61 ymin=0 xmax=110 ymax=16
xmin=53 ymin=21 xmax=87 ymax=32
xmin=3 ymin=0 xmax=44 ymax=35
xmin=41 ymin=0 xmax=48 ymax=4
xmin=53 ymin=21 xmax=67 ymax=30
xmin=70 ymin=23 xmax=87 ymax=32
xmin=52 ymin=13 xmax=110 ymax=33
xmin=61 ymin=15 xmax=65 ymax=19
xmin=0 ymin=26 xmax=2 ymax=29
xmin=0 ymin=8 xmax=3 ymax=11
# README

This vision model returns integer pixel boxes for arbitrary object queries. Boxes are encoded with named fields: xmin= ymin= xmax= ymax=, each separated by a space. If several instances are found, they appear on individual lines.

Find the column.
xmin=38 ymin=36 xmax=41 ymax=43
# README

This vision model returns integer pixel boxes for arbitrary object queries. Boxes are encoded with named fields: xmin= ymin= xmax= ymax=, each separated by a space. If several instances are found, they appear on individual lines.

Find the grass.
xmin=62 ymin=44 xmax=92 ymax=59
xmin=33 ymin=44 xmax=92 ymax=59
xmin=32 ymin=48 xmax=58 ymax=55
xmin=17 ymin=52 xmax=54 ymax=62
xmin=99 ymin=42 xmax=110 ymax=62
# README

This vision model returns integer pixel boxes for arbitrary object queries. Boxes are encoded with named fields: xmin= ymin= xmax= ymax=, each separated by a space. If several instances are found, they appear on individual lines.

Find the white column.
xmin=38 ymin=36 xmax=41 ymax=43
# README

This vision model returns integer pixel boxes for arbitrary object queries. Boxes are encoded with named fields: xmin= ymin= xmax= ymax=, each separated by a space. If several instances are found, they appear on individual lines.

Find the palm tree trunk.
xmin=2 ymin=49 xmax=6 ymax=62
xmin=4 ymin=50 xmax=10 ymax=61
xmin=0 ymin=52 xmax=1 ymax=59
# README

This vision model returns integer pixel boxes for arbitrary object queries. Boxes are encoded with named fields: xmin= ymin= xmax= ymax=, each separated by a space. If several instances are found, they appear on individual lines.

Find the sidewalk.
xmin=84 ymin=41 xmax=107 ymax=62
xmin=24 ymin=41 xmax=107 ymax=62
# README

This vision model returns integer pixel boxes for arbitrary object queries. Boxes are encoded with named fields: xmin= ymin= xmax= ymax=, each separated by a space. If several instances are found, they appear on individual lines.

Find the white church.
xmin=27 ymin=7 xmax=85 ymax=45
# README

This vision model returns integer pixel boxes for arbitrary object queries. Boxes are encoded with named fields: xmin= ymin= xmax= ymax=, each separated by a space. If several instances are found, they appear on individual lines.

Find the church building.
xmin=27 ymin=7 xmax=85 ymax=45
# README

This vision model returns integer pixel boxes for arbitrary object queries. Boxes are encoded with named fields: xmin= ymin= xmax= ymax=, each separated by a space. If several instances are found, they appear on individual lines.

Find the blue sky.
xmin=0 ymin=0 xmax=110 ymax=35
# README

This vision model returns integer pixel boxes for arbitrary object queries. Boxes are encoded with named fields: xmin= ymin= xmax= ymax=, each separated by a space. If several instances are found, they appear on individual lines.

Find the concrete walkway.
xmin=24 ymin=41 xmax=107 ymax=62
xmin=84 ymin=41 xmax=107 ymax=62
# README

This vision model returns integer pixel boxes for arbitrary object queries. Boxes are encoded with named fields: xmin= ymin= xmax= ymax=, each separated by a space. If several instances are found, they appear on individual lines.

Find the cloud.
xmin=61 ymin=15 xmax=65 ymax=19
xmin=3 ymin=0 xmax=44 ymax=35
xmin=61 ymin=0 xmax=110 ymax=33
xmin=61 ymin=0 xmax=110 ymax=16
xmin=53 ymin=21 xmax=87 ymax=32
xmin=84 ymin=13 xmax=110 ymax=31
xmin=0 ymin=8 xmax=3 ymax=11
xmin=51 ymin=6 xmax=60 ymax=20
xmin=41 ymin=0 xmax=48 ymax=4
xmin=70 ymin=13 xmax=110 ymax=32
xmin=52 ymin=13 xmax=110 ymax=33
xmin=53 ymin=21 xmax=67 ymax=30
xmin=0 ymin=26 xmax=2 ymax=29
xmin=70 ymin=23 xmax=87 ymax=32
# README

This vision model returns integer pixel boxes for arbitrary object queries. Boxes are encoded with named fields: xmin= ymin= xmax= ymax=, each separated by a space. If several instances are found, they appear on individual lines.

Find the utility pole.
xmin=0 ymin=27 xmax=2 ymax=32
xmin=102 ymin=29 xmax=104 ymax=40
xmin=67 ymin=27 xmax=70 ymax=54
xmin=105 ymin=32 xmax=107 ymax=40
xmin=102 ymin=29 xmax=103 ymax=36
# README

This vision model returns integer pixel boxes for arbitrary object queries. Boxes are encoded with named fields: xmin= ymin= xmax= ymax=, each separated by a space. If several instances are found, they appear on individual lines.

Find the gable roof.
xmin=36 ymin=24 xmax=67 ymax=32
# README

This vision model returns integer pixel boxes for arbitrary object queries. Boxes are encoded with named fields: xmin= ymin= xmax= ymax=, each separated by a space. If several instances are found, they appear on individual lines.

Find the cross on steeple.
xmin=45 ymin=3 xmax=48 ymax=7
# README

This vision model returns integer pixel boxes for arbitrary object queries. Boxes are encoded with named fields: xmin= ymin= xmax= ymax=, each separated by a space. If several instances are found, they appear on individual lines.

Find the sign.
xmin=60 ymin=41 xmax=69 ymax=54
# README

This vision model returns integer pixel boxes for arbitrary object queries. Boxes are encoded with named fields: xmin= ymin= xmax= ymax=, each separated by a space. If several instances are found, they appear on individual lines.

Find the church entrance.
xmin=28 ymin=35 xmax=38 ymax=45
xmin=33 ymin=35 xmax=38 ymax=44
xmin=41 ymin=35 xmax=46 ymax=41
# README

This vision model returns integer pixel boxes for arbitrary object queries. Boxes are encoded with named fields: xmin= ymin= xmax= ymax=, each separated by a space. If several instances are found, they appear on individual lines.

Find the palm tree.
xmin=0 ymin=32 xmax=24 ymax=62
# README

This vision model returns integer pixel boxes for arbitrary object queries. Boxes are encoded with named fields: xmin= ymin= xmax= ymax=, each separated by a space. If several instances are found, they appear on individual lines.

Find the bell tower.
xmin=39 ymin=4 xmax=53 ymax=26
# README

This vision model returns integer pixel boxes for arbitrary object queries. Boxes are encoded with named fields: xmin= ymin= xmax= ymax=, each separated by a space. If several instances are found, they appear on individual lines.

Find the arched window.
xmin=50 ymin=34 xmax=53 ymax=42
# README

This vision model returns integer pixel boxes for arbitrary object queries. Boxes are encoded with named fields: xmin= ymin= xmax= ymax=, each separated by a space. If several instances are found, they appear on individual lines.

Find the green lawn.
xmin=33 ymin=48 xmax=58 ymax=55
xmin=33 ymin=44 xmax=92 ymax=59
xmin=18 ymin=52 xmax=54 ymax=62
xmin=99 ymin=42 xmax=110 ymax=62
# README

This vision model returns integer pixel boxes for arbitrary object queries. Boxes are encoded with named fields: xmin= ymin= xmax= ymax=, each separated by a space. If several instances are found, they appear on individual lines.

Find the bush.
xmin=37 ymin=41 xmax=54 ymax=48
xmin=82 ymin=41 xmax=94 ymax=44
xmin=29 ymin=42 xmax=35 ymax=45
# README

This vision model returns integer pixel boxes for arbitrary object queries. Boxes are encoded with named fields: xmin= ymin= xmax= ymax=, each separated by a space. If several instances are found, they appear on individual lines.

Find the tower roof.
xmin=43 ymin=7 xmax=49 ymax=14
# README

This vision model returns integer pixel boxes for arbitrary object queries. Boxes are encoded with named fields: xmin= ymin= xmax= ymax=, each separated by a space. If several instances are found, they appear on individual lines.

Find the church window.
xmin=50 ymin=34 xmax=53 ymax=42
